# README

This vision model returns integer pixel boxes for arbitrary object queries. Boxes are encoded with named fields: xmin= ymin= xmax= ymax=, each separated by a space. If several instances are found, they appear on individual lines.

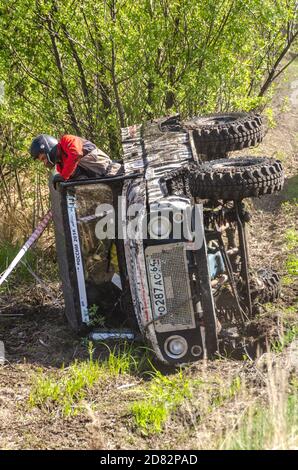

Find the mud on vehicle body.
xmin=51 ymin=114 xmax=283 ymax=365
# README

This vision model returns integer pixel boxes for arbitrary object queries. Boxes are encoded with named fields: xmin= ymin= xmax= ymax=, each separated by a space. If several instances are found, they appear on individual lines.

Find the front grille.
xmin=145 ymin=243 xmax=195 ymax=332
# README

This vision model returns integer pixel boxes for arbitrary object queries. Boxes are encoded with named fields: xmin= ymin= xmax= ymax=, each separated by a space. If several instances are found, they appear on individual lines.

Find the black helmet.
xmin=30 ymin=134 xmax=58 ymax=164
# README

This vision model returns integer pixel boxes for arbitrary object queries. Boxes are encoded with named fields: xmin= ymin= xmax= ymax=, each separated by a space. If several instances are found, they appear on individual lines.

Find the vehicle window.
xmin=74 ymin=183 xmax=121 ymax=320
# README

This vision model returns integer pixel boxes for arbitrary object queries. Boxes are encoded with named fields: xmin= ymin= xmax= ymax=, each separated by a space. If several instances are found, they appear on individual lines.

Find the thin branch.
xmin=10 ymin=49 xmax=55 ymax=92
xmin=271 ymin=53 xmax=298 ymax=82
xmin=110 ymin=0 xmax=126 ymax=127
xmin=46 ymin=14 xmax=80 ymax=134
xmin=209 ymin=0 xmax=235 ymax=48
xmin=259 ymin=29 xmax=298 ymax=97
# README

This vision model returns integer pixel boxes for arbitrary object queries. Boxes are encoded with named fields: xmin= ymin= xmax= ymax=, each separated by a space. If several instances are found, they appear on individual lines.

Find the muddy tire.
xmin=255 ymin=268 xmax=281 ymax=304
xmin=250 ymin=268 xmax=281 ymax=306
xmin=186 ymin=157 xmax=284 ymax=200
xmin=183 ymin=112 xmax=263 ymax=158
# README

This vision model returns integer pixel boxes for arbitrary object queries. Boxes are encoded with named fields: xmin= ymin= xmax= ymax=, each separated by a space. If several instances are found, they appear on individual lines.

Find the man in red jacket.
xmin=30 ymin=134 xmax=123 ymax=187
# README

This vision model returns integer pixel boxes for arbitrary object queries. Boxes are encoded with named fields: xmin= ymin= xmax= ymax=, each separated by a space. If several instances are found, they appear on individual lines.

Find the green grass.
xmin=272 ymin=324 xmax=298 ymax=353
xmin=222 ymin=391 xmax=298 ymax=450
xmin=285 ymin=255 xmax=298 ymax=276
xmin=29 ymin=345 xmax=103 ymax=416
xmin=0 ymin=242 xmax=37 ymax=287
xmin=284 ymin=175 xmax=298 ymax=203
xmin=0 ymin=241 xmax=59 ymax=293
xmin=130 ymin=372 xmax=243 ymax=437
xmin=88 ymin=304 xmax=106 ymax=328
xmin=29 ymin=342 xmax=152 ymax=416
xmin=211 ymin=376 xmax=242 ymax=408
xmin=284 ymin=228 xmax=298 ymax=277
xmin=131 ymin=370 xmax=194 ymax=435
xmin=29 ymin=362 xmax=102 ymax=417
xmin=283 ymin=304 xmax=298 ymax=315
xmin=102 ymin=342 xmax=152 ymax=376
xmin=282 ymin=275 xmax=295 ymax=286
xmin=131 ymin=402 xmax=169 ymax=435
xmin=285 ymin=229 xmax=298 ymax=251
xmin=274 ymin=150 xmax=287 ymax=162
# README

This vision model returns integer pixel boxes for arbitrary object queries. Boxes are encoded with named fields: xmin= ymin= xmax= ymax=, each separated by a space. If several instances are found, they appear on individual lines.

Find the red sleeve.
xmin=58 ymin=135 xmax=84 ymax=180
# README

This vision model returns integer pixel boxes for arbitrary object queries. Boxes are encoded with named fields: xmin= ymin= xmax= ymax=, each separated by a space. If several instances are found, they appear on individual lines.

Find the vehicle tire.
xmin=250 ymin=268 xmax=280 ymax=306
xmin=161 ymin=165 xmax=192 ymax=197
xmin=187 ymin=157 xmax=284 ymax=200
xmin=183 ymin=112 xmax=263 ymax=158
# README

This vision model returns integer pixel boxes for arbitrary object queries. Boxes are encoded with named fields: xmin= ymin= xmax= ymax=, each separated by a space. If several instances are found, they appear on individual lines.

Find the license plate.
xmin=147 ymin=257 xmax=168 ymax=319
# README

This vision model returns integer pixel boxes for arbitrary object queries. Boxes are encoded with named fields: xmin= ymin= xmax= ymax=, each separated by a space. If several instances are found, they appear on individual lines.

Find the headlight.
xmin=164 ymin=335 xmax=188 ymax=359
xmin=148 ymin=216 xmax=171 ymax=239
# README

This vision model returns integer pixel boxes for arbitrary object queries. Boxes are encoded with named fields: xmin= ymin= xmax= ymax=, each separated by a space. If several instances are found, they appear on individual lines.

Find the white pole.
xmin=66 ymin=194 xmax=89 ymax=324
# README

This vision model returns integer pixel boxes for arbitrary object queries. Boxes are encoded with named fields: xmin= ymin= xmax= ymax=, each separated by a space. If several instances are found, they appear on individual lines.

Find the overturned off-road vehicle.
xmin=51 ymin=113 xmax=284 ymax=365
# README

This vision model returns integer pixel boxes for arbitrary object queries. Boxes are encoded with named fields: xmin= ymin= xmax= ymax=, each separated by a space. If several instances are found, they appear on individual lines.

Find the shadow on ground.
xmin=253 ymin=174 xmax=298 ymax=213
xmin=0 ymin=305 xmax=90 ymax=367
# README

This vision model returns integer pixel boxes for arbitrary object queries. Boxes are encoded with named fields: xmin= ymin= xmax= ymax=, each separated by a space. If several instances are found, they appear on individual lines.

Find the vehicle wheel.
xmin=187 ymin=157 xmax=284 ymax=200
xmin=252 ymin=268 xmax=281 ymax=304
xmin=183 ymin=112 xmax=263 ymax=158
xmin=161 ymin=165 xmax=192 ymax=197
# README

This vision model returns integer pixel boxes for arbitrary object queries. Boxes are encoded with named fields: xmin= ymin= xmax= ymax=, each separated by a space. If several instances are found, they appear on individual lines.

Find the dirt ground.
xmin=0 ymin=62 xmax=297 ymax=450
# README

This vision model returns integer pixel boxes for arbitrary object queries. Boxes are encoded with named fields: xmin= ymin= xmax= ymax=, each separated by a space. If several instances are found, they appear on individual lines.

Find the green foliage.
xmin=131 ymin=401 xmax=169 ymax=435
xmin=284 ymin=229 xmax=298 ymax=277
xmin=281 ymin=275 xmax=294 ymax=286
xmin=273 ymin=150 xmax=287 ymax=162
xmin=88 ymin=304 xmax=106 ymax=328
xmin=102 ymin=342 xmax=151 ymax=376
xmin=263 ymin=107 xmax=276 ymax=128
xmin=131 ymin=369 xmax=193 ymax=434
xmin=0 ymin=0 xmax=296 ymax=246
xmin=211 ymin=376 xmax=242 ymax=407
xmin=285 ymin=229 xmax=298 ymax=251
xmin=272 ymin=325 xmax=298 ymax=353
xmin=29 ymin=347 xmax=103 ymax=416
xmin=223 ymin=393 xmax=298 ymax=450
xmin=29 ymin=341 xmax=152 ymax=416
xmin=284 ymin=175 xmax=298 ymax=203
xmin=283 ymin=304 xmax=298 ymax=315
xmin=280 ymin=96 xmax=290 ymax=113
xmin=281 ymin=200 xmax=298 ymax=216
xmin=0 ymin=242 xmax=37 ymax=288
xmin=0 ymin=0 xmax=297 ymax=156
xmin=285 ymin=255 xmax=298 ymax=276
